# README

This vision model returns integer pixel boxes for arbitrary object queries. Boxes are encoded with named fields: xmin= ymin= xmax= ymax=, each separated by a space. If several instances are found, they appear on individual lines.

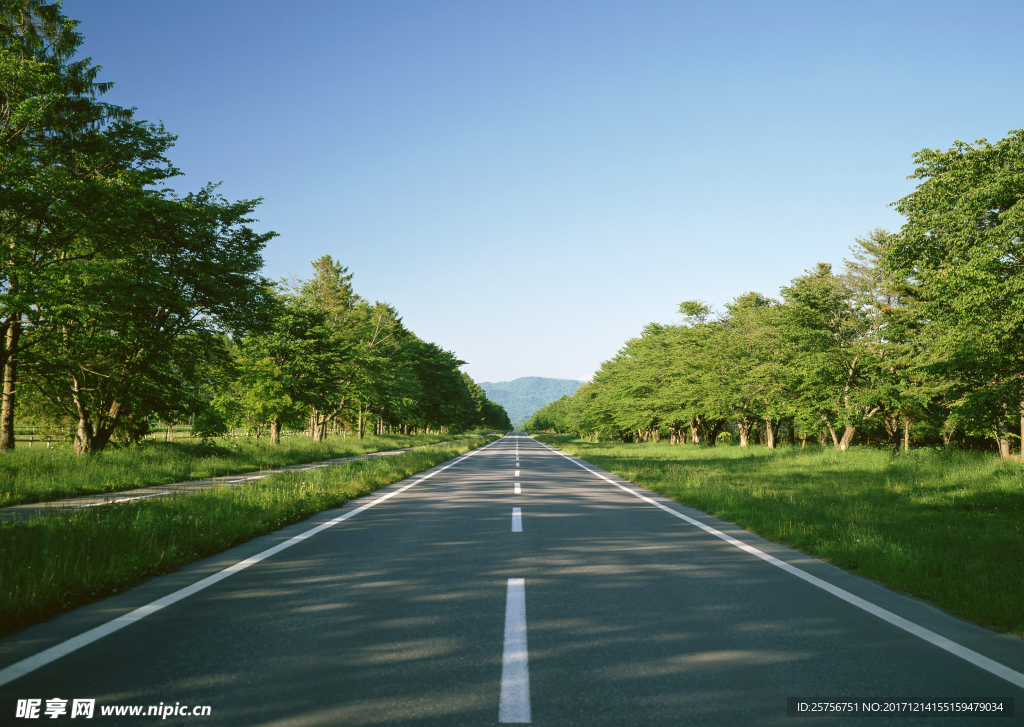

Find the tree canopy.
xmin=528 ymin=129 xmax=1024 ymax=460
xmin=0 ymin=2 xmax=510 ymax=452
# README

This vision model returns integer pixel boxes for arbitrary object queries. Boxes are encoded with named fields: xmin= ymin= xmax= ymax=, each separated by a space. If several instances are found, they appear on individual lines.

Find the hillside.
xmin=478 ymin=377 xmax=585 ymax=427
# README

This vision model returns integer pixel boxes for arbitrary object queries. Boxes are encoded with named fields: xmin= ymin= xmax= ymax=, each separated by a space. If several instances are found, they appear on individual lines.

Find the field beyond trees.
xmin=536 ymin=435 xmax=1024 ymax=638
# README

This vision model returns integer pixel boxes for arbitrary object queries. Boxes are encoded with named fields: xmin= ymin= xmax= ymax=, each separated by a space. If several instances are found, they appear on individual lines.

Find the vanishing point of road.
xmin=1 ymin=434 xmax=1022 ymax=725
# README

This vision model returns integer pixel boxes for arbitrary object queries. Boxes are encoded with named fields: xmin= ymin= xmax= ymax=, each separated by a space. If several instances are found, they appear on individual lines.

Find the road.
xmin=1 ymin=434 xmax=1022 ymax=725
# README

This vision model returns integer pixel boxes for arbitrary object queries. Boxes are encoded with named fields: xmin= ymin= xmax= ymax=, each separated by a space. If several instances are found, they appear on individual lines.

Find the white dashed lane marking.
xmin=498 ymin=578 xmax=531 ymax=723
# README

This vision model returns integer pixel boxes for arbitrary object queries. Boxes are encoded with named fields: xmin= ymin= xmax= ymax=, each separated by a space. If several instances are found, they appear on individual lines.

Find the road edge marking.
xmin=536 ymin=440 xmax=1024 ymax=691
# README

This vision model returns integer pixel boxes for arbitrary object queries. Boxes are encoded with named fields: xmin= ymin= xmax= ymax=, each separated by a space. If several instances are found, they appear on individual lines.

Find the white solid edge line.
xmin=511 ymin=507 xmax=522 ymax=532
xmin=0 ymin=438 xmax=503 ymax=688
xmin=498 ymin=578 xmax=531 ymax=723
xmin=536 ymin=441 xmax=1024 ymax=691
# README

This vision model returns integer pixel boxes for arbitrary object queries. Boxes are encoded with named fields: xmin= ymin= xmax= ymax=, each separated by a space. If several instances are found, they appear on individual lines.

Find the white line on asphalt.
xmin=514 ymin=483 xmax=521 ymax=494
xmin=70 ymin=493 xmax=165 ymax=508
xmin=536 ymin=441 xmax=1024 ymax=691
xmin=499 ymin=578 xmax=531 ymax=724
xmin=0 ymin=438 xmax=504 ymax=688
xmin=511 ymin=507 xmax=522 ymax=532
xmin=515 ymin=470 xmax=520 ymax=477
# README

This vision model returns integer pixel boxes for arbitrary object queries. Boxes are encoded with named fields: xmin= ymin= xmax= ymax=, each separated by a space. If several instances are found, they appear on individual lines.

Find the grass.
xmin=0 ymin=431 xmax=480 ymax=507
xmin=534 ymin=435 xmax=1024 ymax=637
xmin=0 ymin=435 xmax=497 ymax=639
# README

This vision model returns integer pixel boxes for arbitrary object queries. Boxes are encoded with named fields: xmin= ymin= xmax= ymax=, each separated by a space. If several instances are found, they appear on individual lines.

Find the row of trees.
xmin=199 ymin=255 xmax=512 ymax=444
xmin=1 ymin=1 xmax=509 ymax=453
xmin=527 ymin=128 xmax=1024 ymax=458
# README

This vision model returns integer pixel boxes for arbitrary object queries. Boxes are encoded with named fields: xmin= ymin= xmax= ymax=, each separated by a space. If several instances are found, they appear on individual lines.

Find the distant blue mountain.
xmin=478 ymin=377 xmax=585 ymax=427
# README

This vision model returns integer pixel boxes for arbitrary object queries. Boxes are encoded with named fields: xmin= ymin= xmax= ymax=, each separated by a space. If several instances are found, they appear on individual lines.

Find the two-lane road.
xmin=1 ymin=434 xmax=1022 ymax=725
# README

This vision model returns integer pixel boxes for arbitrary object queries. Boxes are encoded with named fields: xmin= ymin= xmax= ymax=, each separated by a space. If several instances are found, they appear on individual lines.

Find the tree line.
xmin=1 ymin=1 xmax=510 ymax=454
xmin=527 ymin=128 xmax=1024 ymax=459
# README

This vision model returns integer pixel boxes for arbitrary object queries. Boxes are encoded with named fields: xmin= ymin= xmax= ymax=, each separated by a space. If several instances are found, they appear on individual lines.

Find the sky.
xmin=68 ymin=0 xmax=1024 ymax=383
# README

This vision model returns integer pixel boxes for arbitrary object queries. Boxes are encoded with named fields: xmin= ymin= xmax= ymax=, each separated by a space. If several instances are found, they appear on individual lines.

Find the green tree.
xmin=0 ymin=0 xmax=178 ymax=450
xmin=886 ymin=129 xmax=1024 ymax=459
xmin=28 ymin=186 xmax=274 ymax=453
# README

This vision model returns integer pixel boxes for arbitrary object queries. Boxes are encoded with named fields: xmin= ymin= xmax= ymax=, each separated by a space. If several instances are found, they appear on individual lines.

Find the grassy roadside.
xmin=0 ymin=431 xmax=478 ymax=507
xmin=534 ymin=434 xmax=1024 ymax=637
xmin=0 ymin=435 xmax=498 ymax=639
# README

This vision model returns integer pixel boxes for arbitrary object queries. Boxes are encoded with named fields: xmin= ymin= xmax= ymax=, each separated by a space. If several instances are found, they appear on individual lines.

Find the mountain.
xmin=478 ymin=377 xmax=585 ymax=427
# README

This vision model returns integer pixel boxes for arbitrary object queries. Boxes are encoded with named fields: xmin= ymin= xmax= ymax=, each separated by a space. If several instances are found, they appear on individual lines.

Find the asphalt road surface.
xmin=1 ymin=434 xmax=1022 ymax=725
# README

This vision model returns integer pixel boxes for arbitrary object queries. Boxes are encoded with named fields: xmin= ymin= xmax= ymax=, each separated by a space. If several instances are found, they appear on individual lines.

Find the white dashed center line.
xmin=511 ymin=507 xmax=522 ymax=532
xmin=514 ymin=483 xmax=521 ymax=495
xmin=499 ymin=578 xmax=531 ymax=723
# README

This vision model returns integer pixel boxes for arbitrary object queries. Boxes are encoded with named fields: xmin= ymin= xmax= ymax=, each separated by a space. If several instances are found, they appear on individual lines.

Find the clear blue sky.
xmin=68 ymin=0 xmax=1024 ymax=383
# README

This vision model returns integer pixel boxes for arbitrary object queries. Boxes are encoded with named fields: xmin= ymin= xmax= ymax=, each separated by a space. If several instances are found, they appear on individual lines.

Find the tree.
xmin=886 ymin=129 xmax=1024 ymax=459
xmin=778 ymin=246 xmax=902 ymax=451
xmin=1 ymin=0 xmax=177 ymax=450
xmin=27 ymin=186 xmax=275 ymax=453
xmin=715 ymin=292 xmax=792 ymax=447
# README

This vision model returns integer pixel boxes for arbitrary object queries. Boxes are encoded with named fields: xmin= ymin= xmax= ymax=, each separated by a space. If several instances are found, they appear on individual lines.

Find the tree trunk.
xmin=838 ymin=425 xmax=856 ymax=451
xmin=705 ymin=419 xmax=726 ymax=446
xmin=819 ymin=414 xmax=840 ymax=449
xmin=690 ymin=421 xmax=700 ymax=445
xmin=903 ymin=418 xmax=910 ymax=453
xmin=764 ymin=418 xmax=777 ymax=449
xmin=0 ymin=319 xmax=19 ymax=452
xmin=270 ymin=417 xmax=281 ymax=444
xmin=70 ymin=376 xmax=122 ymax=454
xmin=942 ymin=414 xmax=959 ymax=448
xmin=74 ymin=411 xmax=94 ymax=455
xmin=165 ymin=424 xmax=174 ymax=442
xmin=788 ymin=421 xmax=796 ymax=445
xmin=997 ymin=414 xmax=1011 ymax=461
xmin=737 ymin=417 xmax=752 ymax=447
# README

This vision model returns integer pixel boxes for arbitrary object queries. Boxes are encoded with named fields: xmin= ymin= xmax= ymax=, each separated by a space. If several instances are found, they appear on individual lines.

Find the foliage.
xmin=886 ymin=130 xmax=1024 ymax=457
xmin=0 ymin=5 xmax=508 ymax=454
xmin=532 ymin=130 xmax=1024 ymax=460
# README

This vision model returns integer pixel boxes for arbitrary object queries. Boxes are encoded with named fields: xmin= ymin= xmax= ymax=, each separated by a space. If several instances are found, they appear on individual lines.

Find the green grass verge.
xmin=0 ymin=431 xmax=481 ymax=507
xmin=0 ymin=436 xmax=497 ymax=639
xmin=534 ymin=435 xmax=1024 ymax=637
